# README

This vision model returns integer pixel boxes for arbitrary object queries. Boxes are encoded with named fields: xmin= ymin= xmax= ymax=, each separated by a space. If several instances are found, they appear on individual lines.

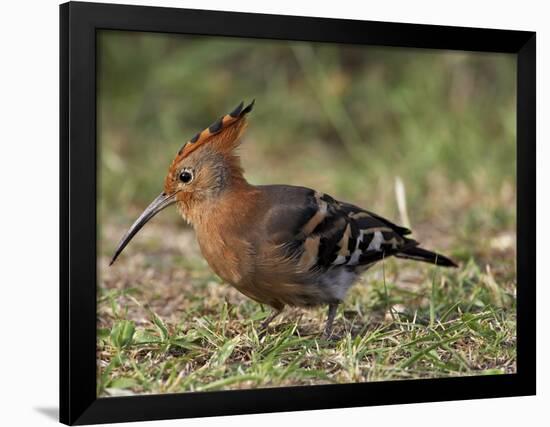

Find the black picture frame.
xmin=60 ymin=1 xmax=536 ymax=425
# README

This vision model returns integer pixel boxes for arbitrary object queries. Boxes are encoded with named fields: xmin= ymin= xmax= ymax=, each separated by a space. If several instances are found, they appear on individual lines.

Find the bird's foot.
xmin=323 ymin=331 xmax=343 ymax=341
xmin=258 ymin=309 xmax=282 ymax=337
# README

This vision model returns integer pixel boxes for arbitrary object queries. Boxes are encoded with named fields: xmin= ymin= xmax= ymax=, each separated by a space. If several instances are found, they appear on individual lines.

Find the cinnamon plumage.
xmin=110 ymin=100 xmax=457 ymax=337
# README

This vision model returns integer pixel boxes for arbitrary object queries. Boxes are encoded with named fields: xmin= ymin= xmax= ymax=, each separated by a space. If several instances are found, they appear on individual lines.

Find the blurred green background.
xmin=96 ymin=30 xmax=517 ymax=394
xmin=98 ymin=30 xmax=516 ymax=261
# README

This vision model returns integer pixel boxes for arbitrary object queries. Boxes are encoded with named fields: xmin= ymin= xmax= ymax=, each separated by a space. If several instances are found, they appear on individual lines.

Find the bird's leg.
xmin=324 ymin=303 xmax=339 ymax=338
xmin=260 ymin=308 xmax=282 ymax=331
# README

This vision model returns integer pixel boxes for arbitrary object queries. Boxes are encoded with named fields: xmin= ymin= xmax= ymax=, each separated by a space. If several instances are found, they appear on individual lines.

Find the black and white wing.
xmin=261 ymin=185 xmax=417 ymax=273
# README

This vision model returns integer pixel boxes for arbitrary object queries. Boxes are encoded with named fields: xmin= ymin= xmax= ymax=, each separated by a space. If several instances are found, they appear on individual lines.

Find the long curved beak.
xmin=109 ymin=192 xmax=177 ymax=266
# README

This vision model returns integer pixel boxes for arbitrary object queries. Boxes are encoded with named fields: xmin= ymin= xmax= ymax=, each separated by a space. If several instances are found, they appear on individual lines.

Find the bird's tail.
xmin=395 ymin=246 xmax=457 ymax=267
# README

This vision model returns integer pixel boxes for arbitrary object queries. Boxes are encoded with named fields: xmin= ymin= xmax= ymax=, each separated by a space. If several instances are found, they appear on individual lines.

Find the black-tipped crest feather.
xmin=240 ymin=99 xmax=255 ymax=116
xmin=178 ymin=99 xmax=255 ymax=157
xmin=229 ymin=101 xmax=244 ymax=117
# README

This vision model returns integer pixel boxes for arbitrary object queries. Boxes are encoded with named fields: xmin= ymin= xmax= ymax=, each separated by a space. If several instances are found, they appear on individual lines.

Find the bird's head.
xmin=110 ymin=100 xmax=254 ymax=265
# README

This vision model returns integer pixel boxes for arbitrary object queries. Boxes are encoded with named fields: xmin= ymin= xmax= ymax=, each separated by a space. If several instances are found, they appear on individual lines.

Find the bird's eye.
xmin=179 ymin=169 xmax=193 ymax=184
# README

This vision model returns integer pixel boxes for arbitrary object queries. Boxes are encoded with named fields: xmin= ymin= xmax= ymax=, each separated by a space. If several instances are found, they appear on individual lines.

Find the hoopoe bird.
xmin=110 ymin=100 xmax=457 ymax=337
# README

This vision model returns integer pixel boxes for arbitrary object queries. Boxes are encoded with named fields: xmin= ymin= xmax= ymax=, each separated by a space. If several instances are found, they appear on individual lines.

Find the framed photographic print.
xmin=60 ymin=1 xmax=536 ymax=425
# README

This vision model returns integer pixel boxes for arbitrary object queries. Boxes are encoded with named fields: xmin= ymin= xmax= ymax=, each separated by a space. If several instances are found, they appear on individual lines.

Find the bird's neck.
xmin=176 ymin=173 xmax=259 ymax=229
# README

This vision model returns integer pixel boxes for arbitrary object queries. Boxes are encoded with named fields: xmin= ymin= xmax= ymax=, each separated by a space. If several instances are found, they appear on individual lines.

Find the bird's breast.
xmin=195 ymin=227 xmax=253 ymax=286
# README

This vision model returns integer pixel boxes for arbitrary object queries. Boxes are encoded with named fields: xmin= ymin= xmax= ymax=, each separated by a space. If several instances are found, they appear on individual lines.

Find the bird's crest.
xmin=176 ymin=100 xmax=255 ymax=159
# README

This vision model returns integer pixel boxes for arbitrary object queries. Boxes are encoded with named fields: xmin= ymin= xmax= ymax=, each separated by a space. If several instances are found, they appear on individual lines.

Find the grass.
xmin=97 ymin=31 xmax=517 ymax=396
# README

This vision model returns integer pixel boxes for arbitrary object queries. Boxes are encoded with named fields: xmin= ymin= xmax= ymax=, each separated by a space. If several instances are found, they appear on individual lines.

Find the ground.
xmin=97 ymin=212 xmax=516 ymax=397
